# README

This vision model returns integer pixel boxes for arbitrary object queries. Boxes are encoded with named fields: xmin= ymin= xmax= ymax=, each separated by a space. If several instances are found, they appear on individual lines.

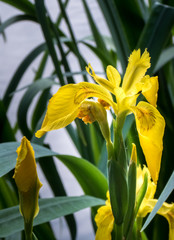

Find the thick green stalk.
xmin=115 ymin=223 xmax=123 ymax=240
xmin=114 ymin=113 xmax=127 ymax=170
xmin=108 ymin=113 xmax=128 ymax=227
xmin=24 ymin=220 xmax=33 ymax=240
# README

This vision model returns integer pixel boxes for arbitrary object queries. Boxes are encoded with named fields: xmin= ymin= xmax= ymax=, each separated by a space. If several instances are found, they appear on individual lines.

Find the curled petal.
xmin=36 ymin=82 xmax=115 ymax=138
xmin=122 ymin=49 xmax=151 ymax=95
xmin=106 ymin=65 xmax=121 ymax=88
xmin=86 ymin=64 xmax=116 ymax=94
xmin=13 ymin=137 xmax=42 ymax=221
xmin=135 ymin=76 xmax=159 ymax=107
xmin=131 ymin=101 xmax=165 ymax=183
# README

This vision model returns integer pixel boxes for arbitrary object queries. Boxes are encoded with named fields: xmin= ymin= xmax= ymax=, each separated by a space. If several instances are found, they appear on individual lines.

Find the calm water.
xmin=0 ymin=1 xmax=110 ymax=239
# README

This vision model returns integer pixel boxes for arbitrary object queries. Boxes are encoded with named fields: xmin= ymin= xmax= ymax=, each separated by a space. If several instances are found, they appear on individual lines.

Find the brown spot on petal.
xmin=98 ymin=99 xmax=110 ymax=110
xmin=136 ymin=108 xmax=156 ymax=131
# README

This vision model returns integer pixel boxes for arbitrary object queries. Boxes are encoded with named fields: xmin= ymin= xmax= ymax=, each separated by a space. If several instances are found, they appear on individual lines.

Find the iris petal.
xmin=106 ymin=65 xmax=121 ymax=87
xmin=95 ymin=193 xmax=114 ymax=240
xmin=122 ymin=49 xmax=151 ymax=95
xmin=36 ymin=82 xmax=115 ymax=138
xmin=131 ymin=101 xmax=165 ymax=183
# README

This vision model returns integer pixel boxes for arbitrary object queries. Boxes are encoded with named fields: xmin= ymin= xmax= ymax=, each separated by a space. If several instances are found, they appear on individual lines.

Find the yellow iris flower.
xmin=35 ymin=49 xmax=165 ymax=183
xmin=95 ymin=165 xmax=174 ymax=240
xmin=13 ymin=137 xmax=42 ymax=226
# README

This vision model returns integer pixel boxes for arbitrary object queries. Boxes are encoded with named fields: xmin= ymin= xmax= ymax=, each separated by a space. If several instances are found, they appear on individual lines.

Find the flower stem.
xmin=113 ymin=113 xmax=127 ymax=170
xmin=115 ymin=223 xmax=123 ymax=240
xmin=24 ymin=220 xmax=33 ymax=240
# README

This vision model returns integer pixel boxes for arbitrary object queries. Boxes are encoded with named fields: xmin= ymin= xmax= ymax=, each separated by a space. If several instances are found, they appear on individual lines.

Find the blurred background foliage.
xmin=0 ymin=0 xmax=174 ymax=239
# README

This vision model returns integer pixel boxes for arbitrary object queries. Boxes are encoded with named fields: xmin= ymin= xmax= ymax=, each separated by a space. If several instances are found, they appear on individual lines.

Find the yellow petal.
xmin=131 ymin=101 xmax=165 ymax=183
xmin=122 ymin=49 xmax=151 ymax=95
xmin=35 ymin=82 xmax=115 ymax=138
xmin=136 ymin=165 xmax=156 ymax=199
xmin=13 ymin=137 xmax=42 ymax=221
xmin=86 ymin=64 xmax=115 ymax=94
xmin=138 ymin=199 xmax=174 ymax=240
xmin=95 ymin=205 xmax=114 ymax=240
xmin=114 ymin=87 xmax=137 ymax=115
xmin=135 ymin=75 xmax=159 ymax=107
xmin=106 ymin=65 xmax=121 ymax=87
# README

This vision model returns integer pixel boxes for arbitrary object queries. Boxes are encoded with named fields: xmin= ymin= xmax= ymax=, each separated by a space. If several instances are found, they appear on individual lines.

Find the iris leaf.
xmin=0 ymin=195 xmax=105 ymax=238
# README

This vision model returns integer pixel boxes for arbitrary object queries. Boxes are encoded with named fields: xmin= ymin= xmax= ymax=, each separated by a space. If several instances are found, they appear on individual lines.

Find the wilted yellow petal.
xmin=95 ymin=192 xmax=114 ymax=240
xmin=122 ymin=49 xmax=151 ymax=95
xmin=35 ymin=82 xmax=115 ymax=138
xmin=138 ymin=199 xmax=174 ymax=240
xmin=13 ymin=137 xmax=42 ymax=221
xmin=131 ymin=101 xmax=165 ymax=183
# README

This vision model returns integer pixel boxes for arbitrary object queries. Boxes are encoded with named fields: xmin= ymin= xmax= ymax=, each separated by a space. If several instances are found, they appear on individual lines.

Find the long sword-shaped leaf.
xmin=35 ymin=0 xmax=65 ymax=86
xmin=137 ymin=2 xmax=174 ymax=74
xmin=0 ymin=142 xmax=108 ymax=199
xmin=97 ymin=0 xmax=130 ymax=71
xmin=0 ymin=142 xmax=57 ymax=177
xmin=153 ymin=46 xmax=174 ymax=73
xmin=0 ymin=14 xmax=37 ymax=34
xmin=3 ymin=43 xmax=47 ymax=109
xmin=141 ymin=171 xmax=174 ymax=232
xmin=57 ymin=155 xmax=108 ymax=199
xmin=39 ymin=155 xmax=77 ymax=240
xmin=1 ymin=0 xmax=36 ymax=16
xmin=0 ymin=195 xmax=105 ymax=238
xmin=17 ymin=78 xmax=56 ymax=139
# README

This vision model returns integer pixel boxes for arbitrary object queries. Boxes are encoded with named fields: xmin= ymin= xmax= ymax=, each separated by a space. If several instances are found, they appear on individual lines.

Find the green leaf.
xmin=141 ymin=171 xmax=174 ymax=232
xmin=39 ymin=156 xmax=77 ymax=239
xmin=0 ymin=100 xmax=15 ymax=142
xmin=0 ymin=142 xmax=57 ymax=177
xmin=57 ymin=155 xmax=108 ymax=199
xmin=114 ymin=0 xmax=146 ymax=49
xmin=17 ymin=78 xmax=56 ymax=139
xmin=0 ymin=14 xmax=37 ymax=34
xmin=80 ymin=41 xmax=116 ymax=67
xmin=3 ymin=43 xmax=47 ymax=109
xmin=135 ymin=172 xmax=148 ymax=216
xmin=35 ymin=0 xmax=65 ymax=86
xmin=0 ymin=142 xmax=108 ymax=199
xmin=1 ymin=0 xmax=36 ymax=16
xmin=97 ymin=0 xmax=131 ymax=71
xmin=56 ymin=0 xmax=88 ymax=82
xmin=137 ymin=2 xmax=174 ymax=73
xmin=0 ymin=195 xmax=105 ymax=238
xmin=153 ymin=46 xmax=174 ymax=73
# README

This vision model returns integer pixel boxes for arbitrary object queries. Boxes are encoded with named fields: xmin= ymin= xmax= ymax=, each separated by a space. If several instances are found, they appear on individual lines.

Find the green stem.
xmin=136 ymin=217 xmax=143 ymax=240
xmin=24 ymin=220 xmax=33 ymax=240
xmin=114 ymin=113 xmax=127 ymax=170
xmin=115 ymin=223 xmax=123 ymax=240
